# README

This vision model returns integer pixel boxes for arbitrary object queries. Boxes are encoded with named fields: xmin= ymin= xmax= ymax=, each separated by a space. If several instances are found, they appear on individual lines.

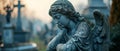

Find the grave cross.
xmin=14 ymin=0 xmax=25 ymax=31
xmin=4 ymin=5 xmax=13 ymax=23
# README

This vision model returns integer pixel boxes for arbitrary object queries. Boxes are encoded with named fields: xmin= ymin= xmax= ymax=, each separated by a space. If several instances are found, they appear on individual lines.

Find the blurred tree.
xmin=109 ymin=0 xmax=120 ymax=26
xmin=109 ymin=0 xmax=120 ymax=51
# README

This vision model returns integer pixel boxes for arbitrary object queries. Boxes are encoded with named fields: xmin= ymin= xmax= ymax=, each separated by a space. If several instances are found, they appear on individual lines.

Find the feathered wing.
xmin=92 ymin=10 xmax=110 ymax=51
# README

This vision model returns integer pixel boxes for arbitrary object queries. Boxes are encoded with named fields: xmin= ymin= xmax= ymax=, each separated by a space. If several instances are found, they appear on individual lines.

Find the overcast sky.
xmin=0 ymin=0 xmax=109 ymax=23
xmin=22 ymin=0 xmax=89 ymax=23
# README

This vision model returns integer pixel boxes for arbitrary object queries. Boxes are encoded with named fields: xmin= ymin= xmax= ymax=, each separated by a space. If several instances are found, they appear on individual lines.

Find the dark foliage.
xmin=109 ymin=0 xmax=120 ymax=51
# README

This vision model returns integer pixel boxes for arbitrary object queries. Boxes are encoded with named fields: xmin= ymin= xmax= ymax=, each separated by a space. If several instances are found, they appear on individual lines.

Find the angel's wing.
xmin=92 ymin=10 xmax=110 ymax=51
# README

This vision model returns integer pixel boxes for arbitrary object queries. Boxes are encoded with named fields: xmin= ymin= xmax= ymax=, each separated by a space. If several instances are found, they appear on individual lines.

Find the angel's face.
xmin=52 ymin=14 xmax=70 ymax=28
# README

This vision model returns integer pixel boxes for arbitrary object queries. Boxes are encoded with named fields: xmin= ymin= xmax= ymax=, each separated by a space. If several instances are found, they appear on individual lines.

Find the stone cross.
xmin=4 ymin=5 xmax=13 ymax=23
xmin=14 ymin=0 xmax=25 ymax=31
xmin=3 ymin=5 xmax=14 ymax=46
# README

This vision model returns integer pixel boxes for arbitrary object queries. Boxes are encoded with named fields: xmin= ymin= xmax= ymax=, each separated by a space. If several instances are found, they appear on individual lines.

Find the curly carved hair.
xmin=49 ymin=0 xmax=76 ymax=17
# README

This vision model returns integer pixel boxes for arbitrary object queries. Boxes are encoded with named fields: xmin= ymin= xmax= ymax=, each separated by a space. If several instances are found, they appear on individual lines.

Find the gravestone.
xmin=13 ymin=0 xmax=30 ymax=43
xmin=82 ymin=0 xmax=109 ymax=23
xmin=3 ymin=5 xmax=14 ymax=47
xmin=0 ymin=1 xmax=37 ymax=51
xmin=3 ymin=24 xmax=14 ymax=46
xmin=14 ymin=0 xmax=24 ymax=31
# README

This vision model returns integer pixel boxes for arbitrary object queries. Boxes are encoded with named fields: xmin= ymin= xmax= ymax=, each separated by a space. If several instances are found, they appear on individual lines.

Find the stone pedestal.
xmin=14 ymin=31 xmax=30 ymax=43
xmin=3 ymin=23 xmax=14 ymax=45
xmin=82 ymin=0 xmax=109 ymax=24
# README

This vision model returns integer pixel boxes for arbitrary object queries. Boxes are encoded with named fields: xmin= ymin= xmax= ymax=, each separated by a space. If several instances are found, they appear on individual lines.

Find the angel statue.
xmin=47 ymin=0 xmax=110 ymax=51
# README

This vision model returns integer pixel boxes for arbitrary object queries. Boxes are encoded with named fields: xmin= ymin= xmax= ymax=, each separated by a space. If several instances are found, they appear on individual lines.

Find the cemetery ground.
xmin=30 ymin=35 xmax=46 ymax=51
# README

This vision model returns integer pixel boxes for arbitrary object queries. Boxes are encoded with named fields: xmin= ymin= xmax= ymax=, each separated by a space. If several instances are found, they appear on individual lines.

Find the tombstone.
xmin=13 ymin=0 xmax=37 ymax=51
xmin=4 ymin=5 xmax=13 ymax=24
xmin=3 ymin=24 xmax=14 ymax=45
xmin=82 ymin=0 xmax=109 ymax=24
xmin=0 ymin=1 xmax=37 ymax=51
xmin=3 ymin=5 xmax=14 ymax=46
xmin=13 ymin=0 xmax=30 ymax=43
xmin=14 ymin=0 xmax=24 ymax=31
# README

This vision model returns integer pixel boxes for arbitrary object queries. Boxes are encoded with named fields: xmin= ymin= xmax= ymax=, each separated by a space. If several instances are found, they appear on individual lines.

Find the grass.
xmin=30 ymin=35 xmax=46 ymax=51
